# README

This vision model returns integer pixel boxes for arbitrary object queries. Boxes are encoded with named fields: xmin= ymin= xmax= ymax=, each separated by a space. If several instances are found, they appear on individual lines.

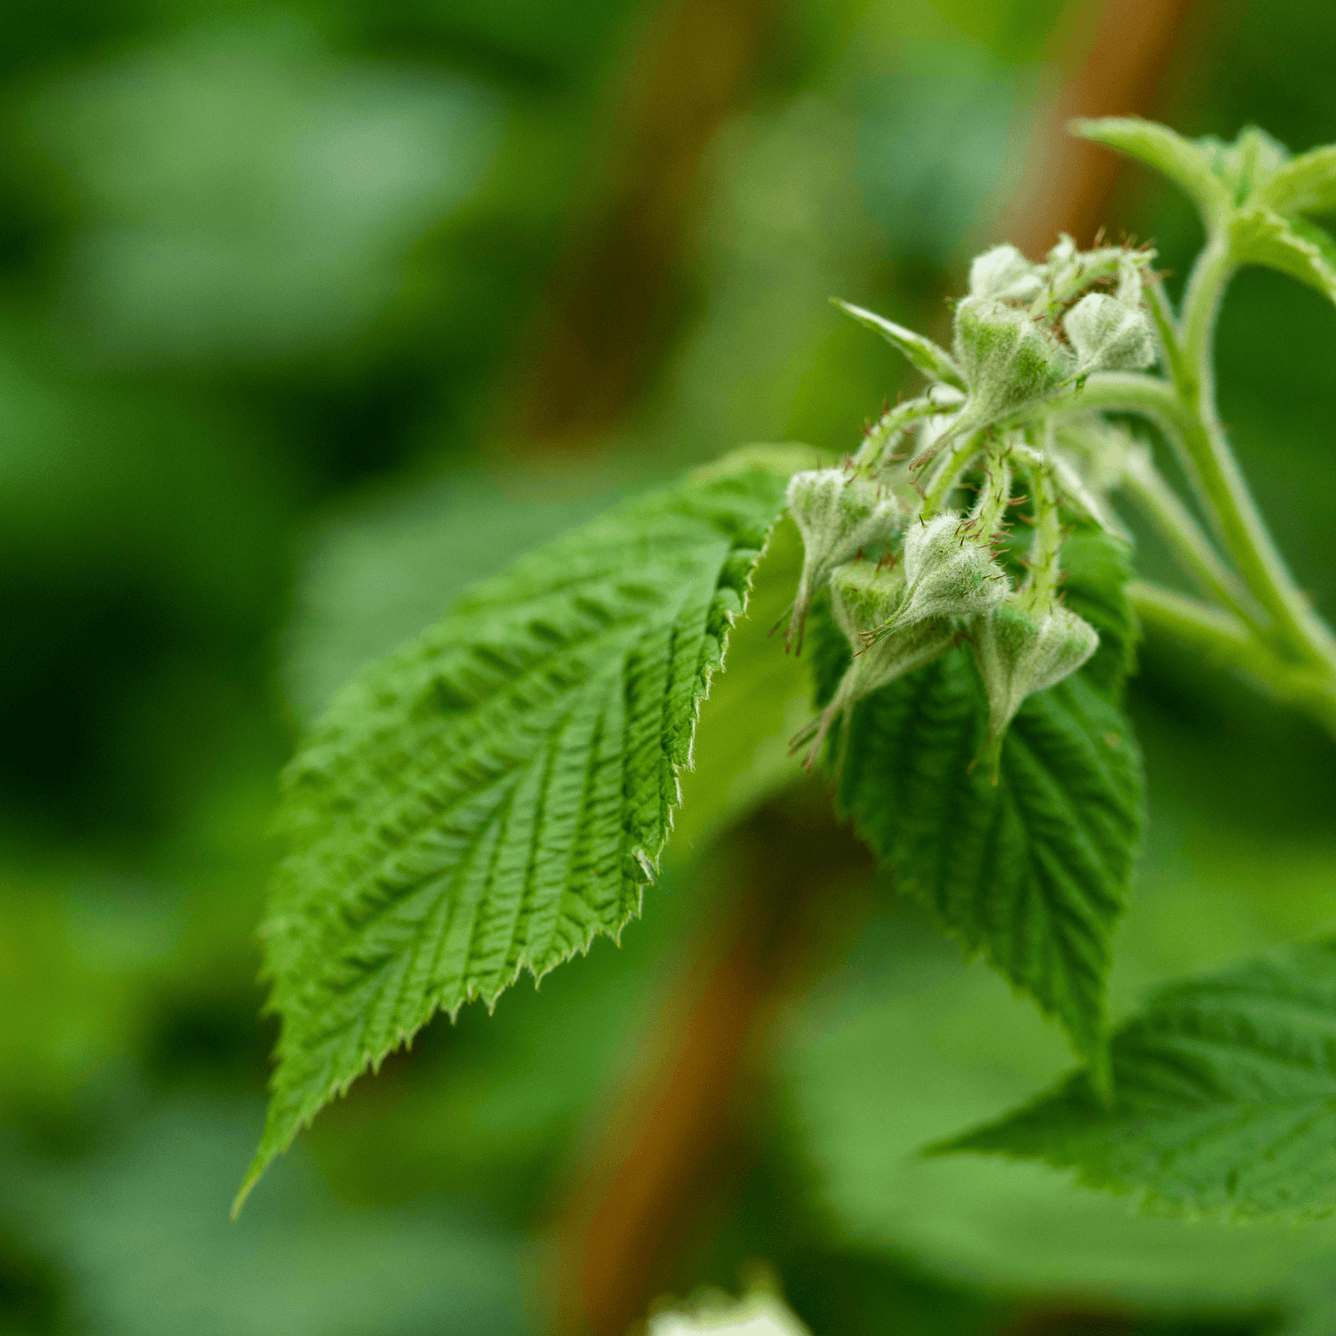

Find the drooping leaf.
xmin=239 ymin=449 xmax=807 ymax=1209
xmin=833 ymin=299 xmax=967 ymax=390
xmin=1070 ymin=117 xmax=1232 ymax=228
xmin=810 ymin=529 xmax=1142 ymax=1074
xmin=1230 ymin=207 xmax=1336 ymax=306
xmin=1259 ymin=142 xmax=1336 ymax=218
xmin=940 ymin=940 xmax=1336 ymax=1222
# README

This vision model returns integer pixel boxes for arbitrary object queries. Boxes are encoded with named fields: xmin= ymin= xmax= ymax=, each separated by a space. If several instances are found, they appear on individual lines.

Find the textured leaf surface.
xmin=240 ymin=456 xmax=796 ymax=1206
xmin=833 ymin=299 xmax=966 ymax=389
xmin=1071 ymin=117 xmax=1231 ymax=227
xmin=811 ymin=530 xmax=1142 ymax=1070
xmin=1231 ymin=207 xmax=1336 ymax=306
xmin=942 ymin=940 xmax=1336 ymax=1222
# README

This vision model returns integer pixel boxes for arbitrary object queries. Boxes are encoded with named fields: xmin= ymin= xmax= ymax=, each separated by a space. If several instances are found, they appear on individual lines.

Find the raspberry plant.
xmin=239 ymin=118 xmax=1336 ymax=1228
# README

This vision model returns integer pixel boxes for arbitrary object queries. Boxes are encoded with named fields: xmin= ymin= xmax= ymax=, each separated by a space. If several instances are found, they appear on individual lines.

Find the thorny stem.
xmin=1022 ymin=456 xmax=1062 ymax=610
xmin=1119 ymin=448 xmax=1264 ymax=632
xmin=920 ymin=431 xmax=983 ymax=518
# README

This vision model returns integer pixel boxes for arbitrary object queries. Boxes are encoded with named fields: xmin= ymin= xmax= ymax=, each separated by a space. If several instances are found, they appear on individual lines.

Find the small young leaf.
xmin=1071 ymin=117 xmax=1232 ymax=228
xmin=239 ymin=452 xmax=799 ymax=1209
xmin=810 ymin=530 xmax=1142 ymax=1072
xmin=940 ymin=940 xmax=1336 ymax=1222
xmin=833 ymin=299 xmax=967 ymax=390
xmin=1230 ymin=206 xmax=1336 ymax=306
xmin=1258 ymin=142 xmax=1336 ymax=218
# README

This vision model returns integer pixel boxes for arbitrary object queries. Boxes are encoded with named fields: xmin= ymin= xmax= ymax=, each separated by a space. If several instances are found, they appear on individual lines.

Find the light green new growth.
xmin=942 ymin=941 xmax=1336 ymax=1222
xmin=237 ymin=453 xmax=795 ymax=1210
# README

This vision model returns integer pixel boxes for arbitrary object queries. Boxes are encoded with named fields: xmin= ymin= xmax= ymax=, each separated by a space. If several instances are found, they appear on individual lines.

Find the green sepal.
xmin=951 ymin=299 xmax=1073 ymax=433
xmin=973 ymin=601 xmax=1100 ymax=781
xmin=833 ymin=298 xmax=966 ymax=390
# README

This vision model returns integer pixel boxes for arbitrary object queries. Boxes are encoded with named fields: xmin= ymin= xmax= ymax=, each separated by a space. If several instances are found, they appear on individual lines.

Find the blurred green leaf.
xmin=1258 ymin=143 xmax=1336 ymax=218
xmin=942 ymin=939 xmax=1336 ymax=1222
xmin=1072 ymin=117 xmax=1232 ymax=227
xmin=1229 ymin=208 xmax=1336 ymax=306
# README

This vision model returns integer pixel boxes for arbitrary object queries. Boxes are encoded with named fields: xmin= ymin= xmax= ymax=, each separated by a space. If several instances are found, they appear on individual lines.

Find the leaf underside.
xmin=239 ymin=460 xmax=793 ymax=1208
xmin=811 ymin=530 xmax=1143 ymax=1071
xmin=942 ymin=940 xmax=1336 ymax=1222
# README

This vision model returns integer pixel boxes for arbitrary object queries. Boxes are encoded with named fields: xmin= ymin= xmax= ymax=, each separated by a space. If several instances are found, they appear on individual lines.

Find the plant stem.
xmin=1119 ymin=448 xmax=1263 ymax=630
xmin=1131 ymin=582 xmax=1336 ymax=740
xmin=920 ymin=432 xmax=982 ymax=517
xmin=1171 ymin=235 xmax=1336 ymax=671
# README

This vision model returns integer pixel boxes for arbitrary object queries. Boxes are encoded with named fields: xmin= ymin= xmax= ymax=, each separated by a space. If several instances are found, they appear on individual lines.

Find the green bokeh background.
xmin=2 ymin=0 xmax=1334 ymax=1332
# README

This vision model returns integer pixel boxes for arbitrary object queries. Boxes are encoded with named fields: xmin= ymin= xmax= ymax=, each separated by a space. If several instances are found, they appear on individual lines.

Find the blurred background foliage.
xmin=2 ymin=0 xmax=1335 ymax=1332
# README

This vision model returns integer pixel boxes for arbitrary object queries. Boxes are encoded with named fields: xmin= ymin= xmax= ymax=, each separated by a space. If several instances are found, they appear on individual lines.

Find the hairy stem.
xmin=1118 ymin=448 xmax=1262 ymax=630
xmin=920 ymin=432 xmax=982 ymax=517
xmin=1172 ymin=237 xmax=1336 ymax=671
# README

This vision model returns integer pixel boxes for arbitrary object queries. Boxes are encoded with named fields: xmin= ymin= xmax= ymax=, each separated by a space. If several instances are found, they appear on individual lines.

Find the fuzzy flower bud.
xmin=951 ymin=299 xmax=1074 ymax=432
xmin=795 ymin=560 xmax=953 ymax=769
xmin=785 ymin=468 xmax=905 ymax=651
xmin=968 ymin=244 xmax=1044 ymax=304
xmin=1063 ymin=292 xmax=1155 ymax=374
xmin=879 ymin=511 xmax=1009 ymax=636
xmin=973 ymin=600 xmax=1100 ymax=780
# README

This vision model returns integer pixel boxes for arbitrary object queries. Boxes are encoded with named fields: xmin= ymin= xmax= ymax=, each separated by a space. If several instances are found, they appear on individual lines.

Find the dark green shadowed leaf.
xmin=940 ymin=940 xmax=1336 ymax=1223
xmin=810 ymin=530 xmax=1142 ymax=1074
xmin=238 ymin=451 xmax=805 ymax=1211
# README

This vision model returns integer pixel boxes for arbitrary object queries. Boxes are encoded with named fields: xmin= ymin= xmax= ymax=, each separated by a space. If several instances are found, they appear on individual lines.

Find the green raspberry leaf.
xmin=810 ymin=529 xmax=1142 ymax=1075
xmin=1230 ymin=206 xmax=1336 ymax=307
xmin=1071 ymin=117 xmax=1232 ymax=230
xmin=1258 ymin=142 xmax=1336 ymax=218
xmin=833 ymin=298 xmax=967 ymax=391
xmin=939 ymin=940 xmax=1336 ymax=1223
xmin=238 ymin=452 xmax=799 ymax=1210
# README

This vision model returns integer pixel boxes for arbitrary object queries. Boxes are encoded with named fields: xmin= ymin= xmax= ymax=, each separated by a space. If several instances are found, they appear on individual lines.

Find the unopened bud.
xmin=973 ymin=601 xmax=1099 ymax=780
xmin=1063 ymin=292 xmax=1155 ymax=374
xmin=952 ymin=299 xmax=1073 ymax=431
xmin=880 ymin=511 xmax=1009 ymax=635
xmin=796 ymin=561 xmax=953 ymax=769
xmin=786 ymin=469 xmax=904 ymax=651
xmin=968 ymin=244 xmax=1044 ymax=304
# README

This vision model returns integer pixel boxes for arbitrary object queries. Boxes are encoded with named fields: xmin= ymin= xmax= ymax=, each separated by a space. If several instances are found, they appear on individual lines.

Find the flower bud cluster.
xmin=947 ymin=236 xmax=1156 ymax=442
xmin=792 ymin=237 xmax=1146 ymax=773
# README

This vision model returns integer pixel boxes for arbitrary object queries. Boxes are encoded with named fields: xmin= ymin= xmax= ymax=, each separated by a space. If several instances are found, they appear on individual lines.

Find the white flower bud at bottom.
xmin=973 ymin=601 xmax=1100 ymax=781
xmin=785 ymin=468 xmax=903 ymax=651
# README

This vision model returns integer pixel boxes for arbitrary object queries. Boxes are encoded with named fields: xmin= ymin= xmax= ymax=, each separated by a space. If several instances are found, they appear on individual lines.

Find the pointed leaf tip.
xmin=832 ymin=298 xmax=967 ymax=390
